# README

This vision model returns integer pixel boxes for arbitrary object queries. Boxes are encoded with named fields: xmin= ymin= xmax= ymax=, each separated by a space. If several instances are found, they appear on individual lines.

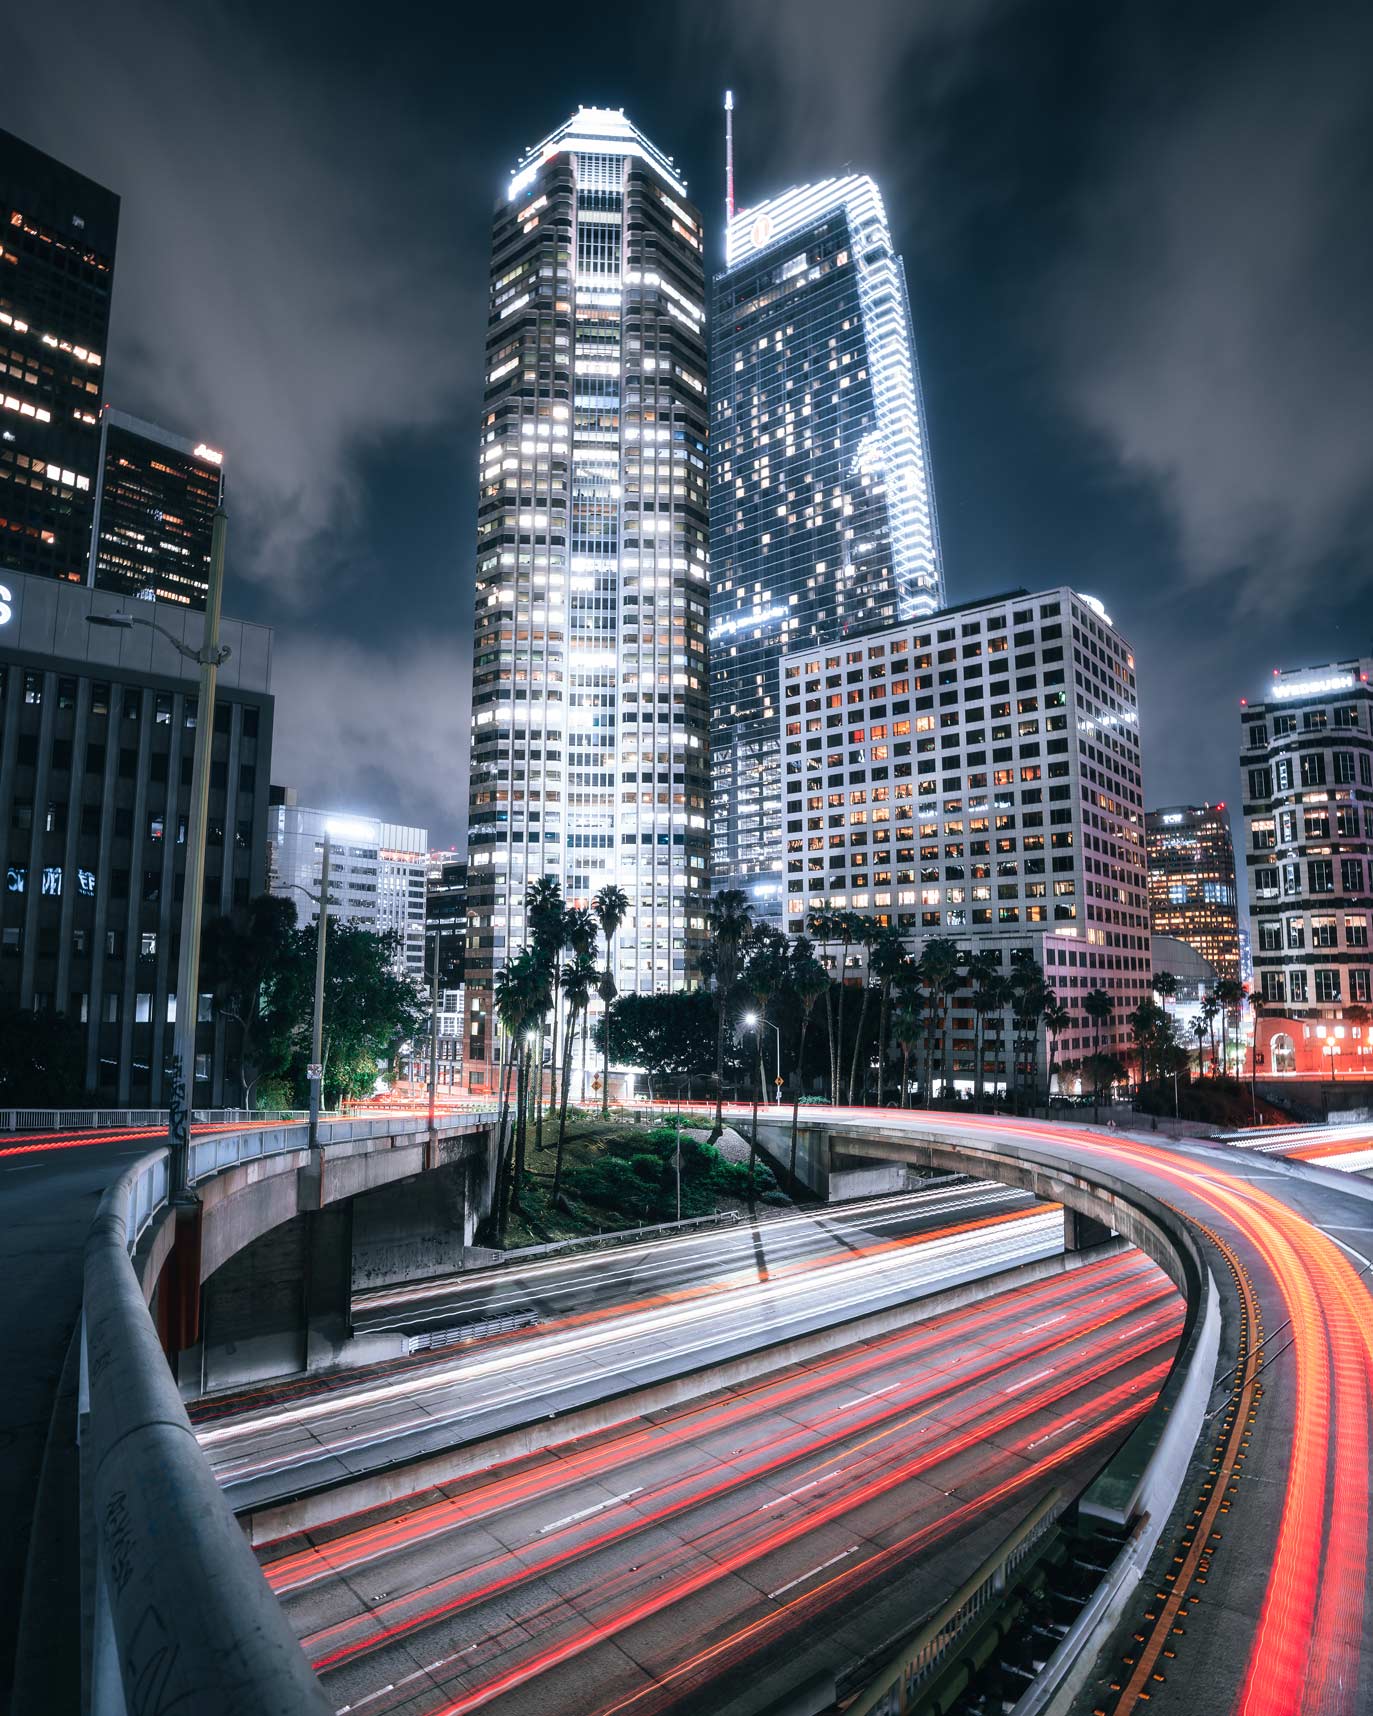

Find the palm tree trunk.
xmin=824 ymin=982 xmax=838 ymax=1104
xmin=973 ymin=1011 xmax=984 ymax=1111
xmin=901 ymin=1044 xmax=910 ymax=1107
xmin=789 ymin=1014 xmax=810 ymax=1192
xmin=512 ymin=1048 xmax=529 ymax=1212
xmin=835 ymin=946 xmax=850 ymax=1103
xmin=847 ymin=983 xmax=873 ymax=1105
xmin=712 ymin=993 xmax=727 ymax=1136
xmin=876 ymin=985 xmax=890 ymax=1106
xmin=553 ymin=1009 xmax=578 ymax=1204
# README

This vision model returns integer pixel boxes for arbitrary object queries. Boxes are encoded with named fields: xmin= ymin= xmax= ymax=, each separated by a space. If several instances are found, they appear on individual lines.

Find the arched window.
xmin=1270 ymin=1032 xmax=1296 ymax=1075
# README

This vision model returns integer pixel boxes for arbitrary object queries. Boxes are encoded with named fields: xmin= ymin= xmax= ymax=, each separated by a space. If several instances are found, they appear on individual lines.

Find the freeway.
xmin=262 ymin=1248 xmax=1180 ymax=1716
xmin=193 ymin=1183 xmax=1067 ymax=1508
xmin=1219 ymin=1119 xmax=1373 ymax=1173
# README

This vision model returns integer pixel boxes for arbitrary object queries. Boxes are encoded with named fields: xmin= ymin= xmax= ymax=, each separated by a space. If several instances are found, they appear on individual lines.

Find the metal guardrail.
xmin=124 ymin=1152 xmax=170 ymax=1253
xmin=843 ymin=1489 xmax=1067 ymax=1716
xmin=0 ymin=1106 xmax=308 ymax=1133
xmin=182 ymin=1108 xmax=503 ymax=1183
xmin=81 ymin=1151 xmax=332 ymax=1716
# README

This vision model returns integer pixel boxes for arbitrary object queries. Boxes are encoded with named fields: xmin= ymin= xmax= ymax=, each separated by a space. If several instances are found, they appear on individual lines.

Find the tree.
xmin=552 ymin=951 xmax=598 ymax=1205
xmin=806 ymin=909 xmax=841 ymax=1102
xmin=1152 ymin=969 xmax=1179 ymax=1007
xmin=1082 ymin=987 xmax=1116 ymax=1124
xmin=201 ymin=893 xmax=305 ymax=1108
xmin=1042 ymin=991 xmax=1072 ymax=1102
xmin=785 ymin=942 xmax=830 ymax=1187
xmin=965 ymin=950 xmax=1005 ymax=1109
xmin=0 ymin=1005 xmax=87 ymax=1105
xmin=591 ymin=991 xmax=717 ymax=1097
xmin=1200 ymin=993 xmax=1221 ymax=1077
xmin=285 ymin=920 xmax=427 ymax=1109
xmin=866 ymin=927 xmax=907 ymax=1106
xmin=525 ymin=876 xmax=566 ymax=1149
xmin=705 ymin=889 xmax=753 ymax=1134
xmin=742 ymin=928 xmax=789 ymax=1104
xmin=1009 ymin=959 xmax=1048 ymax=1111
xmin=1129 ymin=997 xmax=1178 ymax=1087
xmin=917 ymin=938 xmax=962 ymax=1100
xmin=1190 ymin=1013 xmax=1208 ymax=1078
xmin=491 ymin=950 xmax=541 ymax=1238
xmin=832 ymin=912 xmax=861 ymax=1104
xmin=593 ymin=884 xmax=629 ymax=1118
xmin=1214 ymin=978 xmax=1245 ymax=1077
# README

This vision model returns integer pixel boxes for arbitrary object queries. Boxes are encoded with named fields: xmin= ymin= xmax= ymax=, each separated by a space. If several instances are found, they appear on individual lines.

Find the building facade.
xmin=88 ymin=407 xmax=223 ymax=608
xmin=0 ymin=565 xmax=274 ymax=1102
xmin=419 ymin=849 xmax=467 ymax=1091
xmin=1144 ymin=802 xmax=1240 ymax=983
xmin=463 ymin=108 xmax=711 ymax=1088
xmin=779 ymin=587 xmax=1150 ymax=1077
xmin=0 ymin=130 xmax=118 ymax=585
xmin=267 ymin=792 xmax=428 ymax=984
xmin=1240 ymin=659 xmax=1373 ymax=1079
xmin=709 ymin=175 xmax=944 ymax=925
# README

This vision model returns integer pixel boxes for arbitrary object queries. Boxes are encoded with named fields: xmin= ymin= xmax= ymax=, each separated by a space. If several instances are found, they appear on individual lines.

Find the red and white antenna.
xmin=724 ymin=90 xmax=736 ymax=222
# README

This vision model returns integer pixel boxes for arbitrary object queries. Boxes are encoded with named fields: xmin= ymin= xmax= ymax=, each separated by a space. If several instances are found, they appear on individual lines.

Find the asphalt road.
xmin=193 ymin=1183 xmax=1064 ymax=1509
xmin=262 ymin=1248 xmax=1180 ymax=1716
xmin=0 ymin=1126 xmax=173 ymax=1700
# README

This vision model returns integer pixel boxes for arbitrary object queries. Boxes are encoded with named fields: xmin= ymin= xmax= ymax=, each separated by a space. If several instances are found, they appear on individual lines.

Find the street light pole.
xmin=428 ymin=927 xmax=443 ymax=1130
xmin=308 ymin=833 xmax=331 ymax=1148
xmin=169 ymin=507 xmax=228 ymax=1193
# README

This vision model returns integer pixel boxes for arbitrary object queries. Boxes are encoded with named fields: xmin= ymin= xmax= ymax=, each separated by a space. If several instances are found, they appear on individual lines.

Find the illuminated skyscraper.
xmin=1145 ymin=802 xmax=1241 ymax=983
xmin=88 ymin=408 xmax=224 ymax=608
xmin=710 ymin=176 xmax=944 ymax=924
xmin=0 ymin=129 xmax=118 ymax=583
xmin=462 ymin=110 xmax=710 ymax=1087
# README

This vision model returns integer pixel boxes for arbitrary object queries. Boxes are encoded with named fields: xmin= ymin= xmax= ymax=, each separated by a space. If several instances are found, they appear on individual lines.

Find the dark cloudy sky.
xmin=9 ymin=0 xmax=1373 ymax=848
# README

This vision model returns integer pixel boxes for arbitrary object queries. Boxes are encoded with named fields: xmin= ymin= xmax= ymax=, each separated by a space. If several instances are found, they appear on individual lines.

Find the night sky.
xmin=8 ymin=0 xmax=1372 ymax=851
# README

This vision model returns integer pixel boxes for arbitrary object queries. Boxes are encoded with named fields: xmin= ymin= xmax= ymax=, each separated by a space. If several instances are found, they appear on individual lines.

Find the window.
xmin=1300 ymin=752 xmax=1327 ymax=788
xmin=1352 ymin=969 xmax=1371 ymax=1003
xmin=1288 ymin=970 xmax=1308 ymax=1003
xmin=1259 ymin=922 xmax=1283 ymax=952
xmin=1333 ymin=751 xmax=1356 ymax=784
xmin=102 ymin=993 xmax=120 ymax=1023
xmin=1314 ymin=970 xmax=1341 ymax=1004
xmin=1286 ymin=919 xmax=1305 ymax=949
xmin=1348 ymin=918 xmax=1370 ymax=949
xmin=1341 ymin=858 xmax=1364 ymax=894
xmin=1308 ymin=859 xmax=1334 ymax=893
xmin=1311 ymin=915 xmax=1338 ymax=948
xmin=1260 ymin=971 xmax=1286 ymax=1003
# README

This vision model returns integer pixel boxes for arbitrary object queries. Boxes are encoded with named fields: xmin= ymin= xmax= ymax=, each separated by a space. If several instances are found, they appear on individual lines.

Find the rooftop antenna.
xmin=724 ymin=90 xmax=736 ymax=222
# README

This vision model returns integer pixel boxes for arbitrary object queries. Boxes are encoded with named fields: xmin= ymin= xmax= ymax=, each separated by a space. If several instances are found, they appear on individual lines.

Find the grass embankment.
xmin=1135 ymin=1075 xmax=1298 ymax=1128
xmin=503 ymin=1109 xmax=786 ymax=1249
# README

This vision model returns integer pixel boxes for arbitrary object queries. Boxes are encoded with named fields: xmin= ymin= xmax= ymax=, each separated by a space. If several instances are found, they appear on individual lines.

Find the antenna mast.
xmin=724 ymin=90 xmax=735 ymax=222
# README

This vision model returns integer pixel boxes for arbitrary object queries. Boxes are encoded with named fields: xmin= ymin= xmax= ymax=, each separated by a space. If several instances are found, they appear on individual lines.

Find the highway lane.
xmin=349 ymin=1180 xmax=1039 ymax=1338
xmin=741 ymin=1105 xmax=1373 ymax=1716
xmin=193 ymin=1186 xmax=1067 ymax=1506
xmin=1221 ymin=1119 xmax=1373 ymax=1174
xmin=262 ymin=1248 xmax=1180 ymax=1716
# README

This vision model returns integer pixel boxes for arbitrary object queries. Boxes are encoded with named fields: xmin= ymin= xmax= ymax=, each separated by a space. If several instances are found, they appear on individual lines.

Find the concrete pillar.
xmin=156 ymin=1202 xmax=203 ymax=1367
xmin=303 ymin=1204 xmax=353 ymax=1371
xmin=1064 ymin=1207 xmax=1114 ymax=1251
xmin=348 ymin=1162 xmax=468 ymax=1293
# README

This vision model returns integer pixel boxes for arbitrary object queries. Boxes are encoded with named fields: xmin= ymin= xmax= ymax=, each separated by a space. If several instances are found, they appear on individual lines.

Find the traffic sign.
xmin=307 ymin=1063 xmax=323 ymax=1082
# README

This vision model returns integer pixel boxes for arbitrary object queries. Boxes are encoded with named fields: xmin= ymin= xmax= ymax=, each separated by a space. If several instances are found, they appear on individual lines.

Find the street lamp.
xmin=277 ymin=832 xmax=335 ymax=1149
xmin=742 ymin=1011 xmax=782 ymax=1104
xmin=88 ymin=512 xmax=232 ymax=1192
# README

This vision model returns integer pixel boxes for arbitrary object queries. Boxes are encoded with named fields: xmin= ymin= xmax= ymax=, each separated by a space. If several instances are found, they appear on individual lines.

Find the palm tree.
xmin=1041 ymin=991 xmax=1072 ymax=1103
xmin=866 ymin=926 xmax=907 ymax=1106
xmin=525 ymin=876 xmax=566 ymax=1148
xmin=806 ymin=909 xmax=840 ymax=1102
xmin=1082 ymin=987 xmax=1115 ymax=1124
xmin=964 ymin=950 xmax=1003 ymax=1110
xmin=592 ymin=884 xmax=628 ymax=1116
xmin=1152 ymin=969 xmax=1179 ymax=1007
xmin=552 ymin=951 xmax=597 ymax=1205
xmin=1191 ymin=1013 xmax=1208 ymax=1079
xmin=1214 ymin=978 xmax=1245 ymax=1077
xmin=918 ymin=938 xmax=963 ymax=1101
xmin=492 ymin=946 xmax=543 ymax=1237
xmin=831 ymin=911 xmax=861 ymax=1104
xmin=843 ymin=916 xmax=879 ymax=1104
xmin=1009 ymin=960 xmax=1047 ymax=1112
xmin=742 ymin=928 xmax=789 ymax=1104
xmin=786 ymin=943 xmax=830 ymax=1187
xmin=892 ymin=1001 xmax=925 ymax=1108
xmin=1200 ymin=993 xmax=1221 ymax=1077
xmin=706 ymin=889 xmax=753 ymax=1134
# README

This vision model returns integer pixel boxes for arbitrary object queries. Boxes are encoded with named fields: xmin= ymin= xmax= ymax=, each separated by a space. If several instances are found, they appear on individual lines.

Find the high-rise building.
xmin=462 ymin=108 xmax=711 ymax=1089
xmin=1240 ymin=658 xmax=1373 ymax=1078
xmin=709 ymin=175 xmax=944 ymax=925
xmin=1144 ymin=802 xmax=1240 ymax=983
xmin=0 ymin=566 xmax=274 ymax=1103
xmin=88 ymin=408 xmax=224 ymax=608
xmin=779 ymin=588 xmax=1150 ymax=1080
xmin=0 ymin=130 xmax=118 ymax=583
xmin=267 ymin=791 xmax=428 ymax=984
xmin=421 ymin=849 xmax=467 ymax=1091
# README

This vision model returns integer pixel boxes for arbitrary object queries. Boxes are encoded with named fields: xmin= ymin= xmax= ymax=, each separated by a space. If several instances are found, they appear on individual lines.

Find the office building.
xmin=1144 ymin=802 xmax=1240 ymax=983
xmin=710 ymin=175 xmax=944 ymax=925
xmin=0 ymin=130 xmax=118 ymax=584
xmin=1240 ymin=658 xmax=1373 ymax=1077
xmin=88 ymin=407 xmax=224 ymax=607
xmin=0 ymin=565 xmax=273 ymax=1102
xmin=463 ymin=108 xmax=711 ymax=1089
xmin=267 ymin=791 xmax=428 ymax=983
xmin=780 ymin=588 xmax=1150 ymax=1079
xmin=420 ymin=849 xmax=467 ymax=1091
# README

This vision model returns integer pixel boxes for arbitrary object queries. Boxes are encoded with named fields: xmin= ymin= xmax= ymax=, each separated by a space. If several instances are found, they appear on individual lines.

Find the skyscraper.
xmin=0 ymin=129 xmax=118 ymax=583
xmin=462 ymin=109 xmax=711 ymax=1088
xmin=1145 ymin=802 xmax=1241 ymax=983
xmin=709 ymin=175 xmax=944 ymax=924
xmin=88 ymin=407 xmax=224 ymax=608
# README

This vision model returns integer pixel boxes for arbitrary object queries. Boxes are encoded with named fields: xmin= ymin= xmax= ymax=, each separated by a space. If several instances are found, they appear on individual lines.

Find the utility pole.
xmin=168 ymin=507 xmax=230 ymax=1195
xmin=308 ymin=833 xmax=331 ymax=1149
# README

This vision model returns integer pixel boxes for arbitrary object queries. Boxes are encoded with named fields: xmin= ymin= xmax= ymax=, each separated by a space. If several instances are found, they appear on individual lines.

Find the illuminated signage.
xmin=1272 ymin=673 xmax=1355 ymax=701
xmin=0 ymin=581 xmax=11 ymax=627
xmin=193 ymin=443 xmax=224 ymax=467
xmin=750 ymin=212 xmax=774 ymax=250
xmin=1161 ymin=813 xmax=1184 ymax=825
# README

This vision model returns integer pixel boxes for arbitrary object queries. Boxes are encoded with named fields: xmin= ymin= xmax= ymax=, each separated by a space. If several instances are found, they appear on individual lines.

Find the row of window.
xmin=1259 ymin=968 xmax=1373 ymax=1005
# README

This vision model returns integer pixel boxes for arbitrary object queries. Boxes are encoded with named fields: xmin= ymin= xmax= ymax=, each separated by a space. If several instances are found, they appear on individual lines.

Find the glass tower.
xmin=709 ymin=176 xmax=944 ymax=924
xmin=463 ymin=110 xmax=711 ymax=1087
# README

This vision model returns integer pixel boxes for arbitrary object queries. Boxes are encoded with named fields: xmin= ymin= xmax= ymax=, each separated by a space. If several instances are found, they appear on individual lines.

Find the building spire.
xmin=724 ymin=90 xmax=735 ymax=221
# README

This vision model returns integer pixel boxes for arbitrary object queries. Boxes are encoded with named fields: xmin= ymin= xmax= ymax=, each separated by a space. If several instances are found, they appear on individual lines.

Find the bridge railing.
xmin=0 ymin=1106 xmax=309 ymax=1133
xmin=81 ymin=1149 xmax=333 ymax=1716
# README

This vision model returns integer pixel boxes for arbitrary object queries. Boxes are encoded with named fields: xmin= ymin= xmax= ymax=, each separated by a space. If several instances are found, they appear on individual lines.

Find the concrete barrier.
xmin=82 ymin=1150 xmax=331 ymax=1716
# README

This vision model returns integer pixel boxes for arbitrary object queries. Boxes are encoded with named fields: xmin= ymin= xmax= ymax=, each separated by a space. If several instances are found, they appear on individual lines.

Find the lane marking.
xmin=767 ymin=1545 xmax=859 ymax=1599
xmin=538 ymin=1487 xmax=643 ymax=1535
xmin=1004 ymin=1366 xmax=1056 ymax=1394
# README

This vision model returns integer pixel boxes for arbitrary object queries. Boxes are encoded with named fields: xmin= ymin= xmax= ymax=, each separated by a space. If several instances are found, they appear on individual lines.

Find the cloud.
xmin=1048 ymin=8 xmax=1373 ymax=605
xmin=5 ymin=0 xmax=477 ymax=599
xmin=269 ymin=634 xmax=470 ymax=843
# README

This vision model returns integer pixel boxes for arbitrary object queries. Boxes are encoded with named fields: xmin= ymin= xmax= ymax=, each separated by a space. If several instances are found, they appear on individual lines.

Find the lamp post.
xmin=428 ymin=927 xmax=443 ymax=1131
xmin=308 ymin=833 xmax=331 ymax=1147
xmin=742 ymin=1010 xmax=781 ymax=1104
xmin=741 ymin=1013 xmax=763 ymax=1210
xmin=87 ymin=509 xmax=232 ymax=1195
